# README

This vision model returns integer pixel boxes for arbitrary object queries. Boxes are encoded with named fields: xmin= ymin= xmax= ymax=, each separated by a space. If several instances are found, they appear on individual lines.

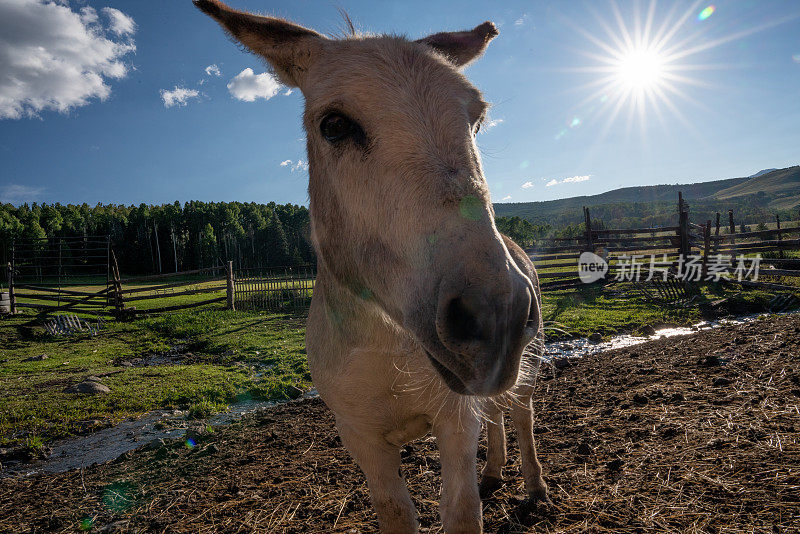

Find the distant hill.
xmin=494 ymin=166 xmax=800 ymax=228
xmin=749 ymin=168 xmax=778 ymax=178
xmin=713 ymin=167 xmax=800 ymax=211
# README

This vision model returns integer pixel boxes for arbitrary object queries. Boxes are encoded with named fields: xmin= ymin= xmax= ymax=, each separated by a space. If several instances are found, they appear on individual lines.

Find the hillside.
xmin=495 ymin=166 xmax=799 ymax=228
xmin=713 ymin=166 xmax=800 ymax=210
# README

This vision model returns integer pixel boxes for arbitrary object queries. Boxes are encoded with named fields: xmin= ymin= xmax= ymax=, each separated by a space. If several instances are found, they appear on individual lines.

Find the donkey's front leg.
xmin=337 ymin=423 xmax=418 ymax=534
xmin=434 ymin=418 xmax=482 ymax=533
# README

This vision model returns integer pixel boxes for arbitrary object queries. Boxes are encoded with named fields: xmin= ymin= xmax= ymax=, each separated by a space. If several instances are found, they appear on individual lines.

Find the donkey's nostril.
xmin=444 ymin=296 xmax=483 ymax=342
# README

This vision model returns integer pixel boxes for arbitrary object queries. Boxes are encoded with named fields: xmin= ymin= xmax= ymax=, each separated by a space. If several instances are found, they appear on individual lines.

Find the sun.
xmin=615 ymin=47 xmax=665 ymax=91
xmin=559 ymin=1 xmax=798 ymax=142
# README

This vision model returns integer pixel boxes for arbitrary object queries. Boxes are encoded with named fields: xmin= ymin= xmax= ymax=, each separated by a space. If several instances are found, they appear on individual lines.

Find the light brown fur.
xmin=194 ymin=2 xmax=549 ymax=531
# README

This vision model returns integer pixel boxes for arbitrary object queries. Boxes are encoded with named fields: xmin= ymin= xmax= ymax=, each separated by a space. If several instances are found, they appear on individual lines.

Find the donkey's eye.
xmin=320 ymin=113 xmax=362 ymax=143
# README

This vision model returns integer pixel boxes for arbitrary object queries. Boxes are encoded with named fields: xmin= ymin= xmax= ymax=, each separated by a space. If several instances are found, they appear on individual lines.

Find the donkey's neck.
xmin=314 ymin=261 xmax=410 ymax=352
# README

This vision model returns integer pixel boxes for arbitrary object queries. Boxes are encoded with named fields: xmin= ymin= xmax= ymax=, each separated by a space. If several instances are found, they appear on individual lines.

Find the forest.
xmin=0 ymin=201 xmax=315 ymax=275
xmin=0 ymin=200 xmax=563 ymax=276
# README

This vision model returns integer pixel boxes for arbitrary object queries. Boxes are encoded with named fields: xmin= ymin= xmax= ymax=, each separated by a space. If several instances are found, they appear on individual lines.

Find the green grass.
xmin=0 ymin=309 xmax=309 ymax=448
xmin=540 ymin=283 xmax=784 ymax=338
xmin=1 ymin=281 xmax=796 ymax=449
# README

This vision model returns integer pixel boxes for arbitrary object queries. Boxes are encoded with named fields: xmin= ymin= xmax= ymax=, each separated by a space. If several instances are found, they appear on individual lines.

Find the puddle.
xmin=2 ymin=389 xmax=318 ymax=477
xmin=3 ymin=310 xmax=795 ymax=477
xmin=543 ymin=312 xmax=783 ymax=362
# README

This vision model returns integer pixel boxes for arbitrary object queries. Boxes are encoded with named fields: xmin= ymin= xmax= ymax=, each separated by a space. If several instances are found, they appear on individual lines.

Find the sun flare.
xmin=558 ymin=1 xmax=799 ymax=142
xmin=615 ymin=47 xmax=665 ymax=91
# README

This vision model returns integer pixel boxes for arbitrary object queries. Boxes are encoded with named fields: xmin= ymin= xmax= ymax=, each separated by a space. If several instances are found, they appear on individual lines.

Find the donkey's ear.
xmin=193 ymin=0 xmax=323 ymax=88
xmin=416 ymin=22 xmax=498 ymax=68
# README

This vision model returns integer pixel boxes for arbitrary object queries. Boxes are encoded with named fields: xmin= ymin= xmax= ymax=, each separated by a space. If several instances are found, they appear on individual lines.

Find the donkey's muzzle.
xmin=433 ymin=272 xmax=535 ymax=396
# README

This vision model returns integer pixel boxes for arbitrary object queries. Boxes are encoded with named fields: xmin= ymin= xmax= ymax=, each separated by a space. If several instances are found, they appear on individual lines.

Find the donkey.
xmin=195 ymin=1 xmax=549 ymax=531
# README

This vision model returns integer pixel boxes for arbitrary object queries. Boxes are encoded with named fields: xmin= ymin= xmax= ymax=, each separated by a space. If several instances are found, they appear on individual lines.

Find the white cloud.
xmin=521 ymin=181 xmax=534 ymax=189
xmin=205 ymin=64 xmax=221 ymax=77
xmin=102 ymin=7 xmax=136 ymax=36
xmin=160 ymin=86 xmax=201 ymax=108
xmin=279 ymin=159 xmax=308 ymax=172
xmin=227 ymin=68 xmax=281 ymax=102
xmin=0 ymin=0 xmax=136 ymax=120
xmin=562 ymin=174 xmax=591 ymax=183
xmin=515 ymin=14 xmax=529 ymax=26
xmin=0 ymin=184 xmax=44 ymax=204
xmin=501 ymin=195 xmax=512 ymax=201
xmin=545 ymin=174 xmax=593 ymax=187
xmin=284 ymin=88 xmax=293 ymax=96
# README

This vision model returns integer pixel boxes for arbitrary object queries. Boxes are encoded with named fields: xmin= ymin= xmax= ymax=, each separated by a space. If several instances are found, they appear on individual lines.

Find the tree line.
xmin=1 ymin=201 xmax=315 ymax=275
xmin=497 ymin=192 xmax=799 ymax=230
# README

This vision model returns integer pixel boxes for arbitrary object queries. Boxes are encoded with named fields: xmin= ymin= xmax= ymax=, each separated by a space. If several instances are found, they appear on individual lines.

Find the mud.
xmin=1 ymin=314 xmax=799 ymax=532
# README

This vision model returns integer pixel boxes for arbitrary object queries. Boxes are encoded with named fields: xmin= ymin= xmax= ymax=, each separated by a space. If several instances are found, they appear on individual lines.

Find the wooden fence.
xmin=528 ymin=194 xmax=800 ymax=291
xmin=5 ymin=261 xmax=230 ymax=318
xmin=233 ymin=264 xmax=316 ymax=312
xmin=5 ymin=194 xmax=799 ymax=318
xmin=4 ymin=259 xmax=319 ymax=317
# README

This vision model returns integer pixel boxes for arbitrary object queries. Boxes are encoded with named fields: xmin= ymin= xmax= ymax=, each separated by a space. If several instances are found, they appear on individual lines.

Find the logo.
xmin=578 ymin=251 xmax=608 ymax=283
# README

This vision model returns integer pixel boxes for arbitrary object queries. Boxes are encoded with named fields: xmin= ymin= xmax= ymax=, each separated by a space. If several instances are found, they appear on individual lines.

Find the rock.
xmin=147 ymin=438 xmax=167 ymax=450
xmin=588 ymin=333 xmax=603 ymax=344
xmin=707 ymin=438 xmax=729 ymax=449
xmin=640 ymin=325 xmax=657 ymax=336
xmin=286 ymin=385 xmax=304 ymax=399
xmin=186 ymin=425 xmax=213 ymax=443
xmin=24 ymin=354 xmax=48 ymax=361
xmin=199 ymin=443 xmax=219 ymax=456
xmin=65 ymin=380 xmax=110 ymax=394
xmin=699 ymin=354 xmax=722 ymax=367
xmin=552 ymin=358 xmax=573 ymax=370
xmin=668 ymin=392 xmax=685 ymax=404
xmin=97 ymin=521 xmax=128 ymax=533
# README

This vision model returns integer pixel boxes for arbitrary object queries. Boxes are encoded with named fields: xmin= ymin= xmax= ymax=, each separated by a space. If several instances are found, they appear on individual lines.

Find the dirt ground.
xmin=1 ymin=315 xmax=799 ymax=533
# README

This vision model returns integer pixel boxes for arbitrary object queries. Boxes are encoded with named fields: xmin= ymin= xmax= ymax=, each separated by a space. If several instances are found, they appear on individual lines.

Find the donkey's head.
xmin=195 ymin=0 xmax=539 ymax=396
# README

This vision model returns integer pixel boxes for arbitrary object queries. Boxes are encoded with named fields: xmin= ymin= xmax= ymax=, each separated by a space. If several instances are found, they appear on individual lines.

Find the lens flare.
xmin=559 ymin=0 xmax=798 ymax=149
xmin=616 ymin=48 xmax=665 ymax=90
xmin=185 ymin=437 xmax=197 ymax=449
xmin=698 ymin=6 xmax=716 ymax=21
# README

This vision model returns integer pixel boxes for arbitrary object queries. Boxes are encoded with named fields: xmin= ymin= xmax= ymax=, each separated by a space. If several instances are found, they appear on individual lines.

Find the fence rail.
xmin=233 ymin=265 xmax=315 ymax=312
xmin=526 ymin=195 xmax=800 ymax=290
xmin=5 ymin=194 xmax=799 ymax=318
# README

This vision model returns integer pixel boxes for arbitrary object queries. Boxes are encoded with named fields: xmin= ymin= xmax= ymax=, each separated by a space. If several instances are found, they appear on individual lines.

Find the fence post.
xmin=702 ymin=220 xmax=711 ymax=280
xmin=111 ymin=251 xmax=124 ymax=316
xmin=226 ymin=260 xmax=235 ymax=311
xmin=715 ymin=213 xmax=720 ymax=236
xmin=583 ymin=206 xmax=593 ymax=251
xmin=728 ymin=210 xmax=736 ymax=264
xmin=776 ymin=214 xmax=784 ymax=259
xmin=7 ymin=262 xmax=15 ymax=315
xmin=677 ymin=192 xmax=689 ymax=258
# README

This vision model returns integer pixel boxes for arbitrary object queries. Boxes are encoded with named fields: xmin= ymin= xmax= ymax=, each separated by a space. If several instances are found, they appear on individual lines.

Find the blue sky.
xmin=1 ymin=0 xmax=798 ymax=207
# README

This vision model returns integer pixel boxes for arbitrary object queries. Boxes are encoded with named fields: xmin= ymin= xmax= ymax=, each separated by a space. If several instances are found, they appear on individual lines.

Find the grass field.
xmin=0 ymin=281 xmax=794 ymax=451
